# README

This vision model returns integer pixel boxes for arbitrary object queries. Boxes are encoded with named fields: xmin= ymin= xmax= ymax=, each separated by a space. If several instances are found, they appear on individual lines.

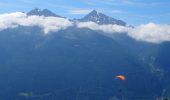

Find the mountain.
xmin=27 ymin=9 xmax=126 ymax=26
xmin=0 ymin=26 xmax=164 ymax=100
xmin=27 ymin=8 xmax=62 ymax=17
xmin=78 ymin=10 xmax=126 ymax=26
xmin=0 ymin=8 xmax=169 ymax=100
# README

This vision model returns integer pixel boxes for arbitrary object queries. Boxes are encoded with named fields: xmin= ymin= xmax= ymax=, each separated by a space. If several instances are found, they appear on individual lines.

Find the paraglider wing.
xmin=116 ymin=75 xmax=126 ymax=81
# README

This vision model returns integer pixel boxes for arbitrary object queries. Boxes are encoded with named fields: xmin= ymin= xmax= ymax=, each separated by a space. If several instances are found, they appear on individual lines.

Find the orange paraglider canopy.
xmin=116 ymin=75 xmax=126 ymax=81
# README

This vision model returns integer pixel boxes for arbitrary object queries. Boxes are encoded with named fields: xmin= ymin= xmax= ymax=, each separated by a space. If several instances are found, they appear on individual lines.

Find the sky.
xmin=0 ymin=0 xmax=170 ymax=25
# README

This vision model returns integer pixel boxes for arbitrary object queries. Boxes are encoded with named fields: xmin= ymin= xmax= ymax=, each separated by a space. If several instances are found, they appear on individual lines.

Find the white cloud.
xmin=110 ymin=10 xmax=124 ymax=14
xmin=69 ymin=9 xmax=91 ymax=15
xmin=0 ymin=12 xmax=73 ymax=34
xmin=0 ymin=12 xmax=170 ymax=44
xmin=77 ymin=22 xmax=129 ymax=33
xmin=77 ymin=22 xmax=170 ymax=43
xmin=128 ymin=23 xmax=170 ymax=43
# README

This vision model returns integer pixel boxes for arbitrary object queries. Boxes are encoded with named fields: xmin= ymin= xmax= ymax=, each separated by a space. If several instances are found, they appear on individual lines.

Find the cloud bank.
xmin=77 ymin=22 xmax=170 ymax=43
xmin=0 ymin=12 xmax=73 ymax=34
xmin=0 ymin=12 xmax=170 ymax=43
xmin=129 ymin=23 xmax=170 ymax=43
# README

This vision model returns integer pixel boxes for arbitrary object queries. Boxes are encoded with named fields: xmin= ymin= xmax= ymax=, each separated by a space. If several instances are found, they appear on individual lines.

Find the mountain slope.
xmin=27 ymin=8 xmax=62 ymax=17
xmin=0 ymin=26 xmax=162 ymax=100
xmin=78 ymin=10 xmax=126 ymax=26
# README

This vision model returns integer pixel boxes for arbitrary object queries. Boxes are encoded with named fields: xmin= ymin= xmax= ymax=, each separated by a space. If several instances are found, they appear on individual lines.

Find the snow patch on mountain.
xmin=78 ymin=10 xmax=126 ymax=26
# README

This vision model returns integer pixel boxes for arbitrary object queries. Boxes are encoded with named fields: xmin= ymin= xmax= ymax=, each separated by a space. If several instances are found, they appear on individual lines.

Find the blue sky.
xmin=0 ymin=0 xmax=170 ymax=25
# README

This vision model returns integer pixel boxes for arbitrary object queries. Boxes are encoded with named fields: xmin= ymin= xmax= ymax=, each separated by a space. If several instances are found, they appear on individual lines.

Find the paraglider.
xmin=116 ymin=75 xmax=126 ymax=81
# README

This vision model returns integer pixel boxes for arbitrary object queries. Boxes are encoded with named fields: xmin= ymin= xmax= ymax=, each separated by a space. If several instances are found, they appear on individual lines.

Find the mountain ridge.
xmin=27 ymin=8 xmax=63 ymax=17
xmin=27 ymin=8 xmax=126 ymax=26
xmin=78 ymin=10 xmax=126 ymax=26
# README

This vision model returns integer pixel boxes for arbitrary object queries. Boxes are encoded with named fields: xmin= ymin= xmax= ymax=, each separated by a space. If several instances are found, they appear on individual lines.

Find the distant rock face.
xmin=78 ymin=10 xmax=126 ymax=26
xmin=27 ymin=8 xmax=62 ymax=17
xmin=27 ymin=9 xmax=126 ymax=26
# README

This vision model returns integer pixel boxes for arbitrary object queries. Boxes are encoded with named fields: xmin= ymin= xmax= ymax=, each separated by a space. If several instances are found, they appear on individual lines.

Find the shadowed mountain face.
xmin=27 ymin=8 xmax=62 ymax=17
xmin=78 ymin=10 xmax=126 ymax=26
xmin=0 ymin=26 xmax=165 ymax=100
xmin=155 ymin=43 xmax=170 ymax=87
